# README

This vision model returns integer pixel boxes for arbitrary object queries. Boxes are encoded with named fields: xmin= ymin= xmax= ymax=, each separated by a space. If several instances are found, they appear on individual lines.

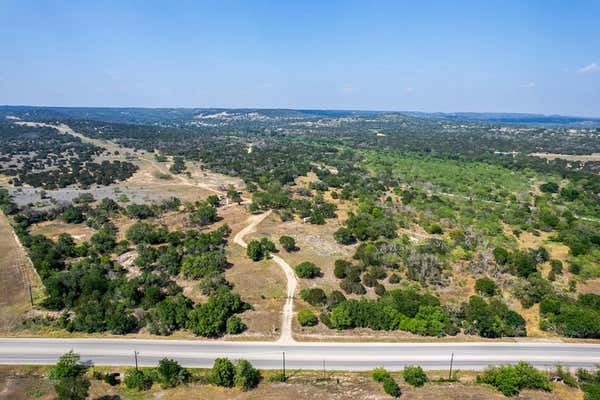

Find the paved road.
xmin=1 ymin=338 xmax=600 ymax=370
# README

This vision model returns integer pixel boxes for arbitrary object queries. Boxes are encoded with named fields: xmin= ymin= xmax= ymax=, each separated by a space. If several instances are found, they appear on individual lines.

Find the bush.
xmin=295 ymin=262 xmax=321 ymax=278
xmin=475 ymin=277 xmax=498 ymax=296
xmin=234 ymin=359 xmax=261 ymax=390
xmin=226 ymin=316 xmax=247 ymax=334
xmin=211 ymin=358 xmax=235 ymax=387
xmin=279 ymin=236 xmax=297 ymax=252
xmin=372 ymin=367 xmax=390 ymax=382
xmin=427 ymin=223 xmax=443 ymax=234
xmin=550 ymin=259 xmax=563 ymax=274
xmin=540 ymin=182 xmax=559 ymax=193
xmin=383 ymin=377 xmax=402 ymax=397
xmin=157 ymin=358 xmax=190 ymax=388
xmin=374 ymin=283 xmax=386 ymax=297
xmin=388 ymin=273 xmax=401 ymax=284
xmin=493 ymin=247 xmax=510 ymax=265
xmin=123 ymin=368 xmax=153 ymax=391
xmin=372 ymin=367 xmax=401 ymax=397
xmin=334 ymin=227 xmax=356 ymax=245
xmin=300 ymin=288 xmax=327 ymax=306
xmin=48 ymin=351 xmax=91 ymax=400
xmin=334 ymin=259 xmax=353 ymax=279
xmin=403 ymin=365 xmax=428 ymax=387
xmin=476 ymin=362 xmax=551 ymax=396
xmin=298 ymin=309 xmax=318 ymax=326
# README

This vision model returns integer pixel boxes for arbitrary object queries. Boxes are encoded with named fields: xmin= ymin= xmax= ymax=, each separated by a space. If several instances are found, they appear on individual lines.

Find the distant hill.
xmin=403 ymin=111 xmax=600 ymax=127
xmin=2 ymin=106 xmax=599 ymax=128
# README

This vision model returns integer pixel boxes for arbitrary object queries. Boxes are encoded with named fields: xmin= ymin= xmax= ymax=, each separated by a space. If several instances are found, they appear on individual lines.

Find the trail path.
xmin=233 ymin=210 xmax=297 ymax=343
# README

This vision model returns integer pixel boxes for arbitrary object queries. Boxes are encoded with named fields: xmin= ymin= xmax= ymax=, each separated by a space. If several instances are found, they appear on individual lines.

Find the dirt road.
xmin=233 ymin=211 xmax=297 ymax=343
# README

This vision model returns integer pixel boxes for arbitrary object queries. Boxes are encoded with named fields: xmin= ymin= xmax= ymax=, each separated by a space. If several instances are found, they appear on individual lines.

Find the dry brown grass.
xmin=0 ymin=212 xmax=43 ymax=331
xmin=0 ymin=366 xmax=583 ymax=400
xmin=247 ymin=212 xmax=353 ymax=295
xmin=29 ymin=220 xmax=96 ymax=243
xmin=530 ymin=152 xmax=600 ymax=163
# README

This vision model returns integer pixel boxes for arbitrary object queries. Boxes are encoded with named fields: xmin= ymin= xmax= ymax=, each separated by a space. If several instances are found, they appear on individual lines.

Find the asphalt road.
xmin=1 ymin=338 xmax=600 ymax=370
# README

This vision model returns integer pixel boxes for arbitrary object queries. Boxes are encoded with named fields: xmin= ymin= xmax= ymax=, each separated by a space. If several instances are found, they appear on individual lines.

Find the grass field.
xmin=0 ymin=212 xmax=43 ymax=331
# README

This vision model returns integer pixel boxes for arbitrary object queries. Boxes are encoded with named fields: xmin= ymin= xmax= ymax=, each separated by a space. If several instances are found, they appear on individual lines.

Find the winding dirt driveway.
xmin=233 ymin=210 xmax=297 ymax=343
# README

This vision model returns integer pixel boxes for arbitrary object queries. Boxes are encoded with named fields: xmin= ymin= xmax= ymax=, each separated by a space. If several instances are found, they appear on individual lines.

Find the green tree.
xmin=295 ymin=261 xmax=321 ymax=278
xmin=475 ymin=277 xmax=498 ymax=296
xmin=234 ymin=359 xmax=261 ymax=390
xmin=246 ymin=240 xmax=264 ymax=261
xmin=123 ymin=368 xmax=154 ymax=391
xmin=157 ymin=358 xmax=190 ymax=388
xmin=226 ymin=315 xmax=247 ymax=334
xmin=298 ymin=309 xmax=318 ymax=326
xmin=211 ymin=358 xmax=235 ymax=387
xmin=48 ymin=351 xmax=90 ymax=400
xmin=403 ymin=365 xmax=428 ymax=387
xmin=279 ymin=235 xmax=297 ymax=252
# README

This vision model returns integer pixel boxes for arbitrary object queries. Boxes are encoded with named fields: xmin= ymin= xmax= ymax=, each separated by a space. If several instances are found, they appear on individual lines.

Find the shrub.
xmin=246 ymin=240 xmax=265 ymax=261
xmin=226 ymin=316 xmax=247 ymax=334
xmin=234 ymin=359 xmax=260 ymax=390
xmin=334 ymin=259 xmax=353 ymax=279
xmin=157 ymin=358 xmax=190 ymax=388
xmin=389 ymin=273 xmax=401 ymax=284
xmin=362 ymin=273 xmax=378 ymax=287
xmin=372 ymin=367 xmax=390 ymax=382
xmin=279 ymin=236 xmax=297 ymax=252
xmin=298 ymin=309 xmax=318 ymax=326
xmin=334 ymin=227 xmax=356 ymax=245
xmin=295 ymin=262 xmax=321 ymax=278
xmin=374 ymin=283 xmax=386 ymax=296
xmin=403 ymin=365 xmax=428 ymax=387
xmin=550 ymin=259 xmax=563 ymax=274
xmin=476 ymin=362 xmax=551 ymax=396
xmin=123 ymin=368 xmax=153 ymax=391
xmin=300 ymin=288 xmax=327 ymax=306
xmin=211 ymin=358 xmax=235 ymax=387
xmin=372 ymin=367 xmax=401 ymax=397
xmin=475 ymin=277 xmax=498 ymax=296
xmin=427 ymin=223 xmax=443 ymax=234
xmin=540 ymin=182 xmax=559 ymax=193
xmin=493 ymin=247 xmax=510 ymax=265
xmin=383 ymin=377 xmax=402 ymax=397
xmin=48 ymin=351 xmax=91 ymax=400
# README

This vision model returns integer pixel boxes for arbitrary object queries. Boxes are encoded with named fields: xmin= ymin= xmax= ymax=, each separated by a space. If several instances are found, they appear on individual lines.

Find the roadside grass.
xmin=0 ymin=366 xmax=583 ymax=400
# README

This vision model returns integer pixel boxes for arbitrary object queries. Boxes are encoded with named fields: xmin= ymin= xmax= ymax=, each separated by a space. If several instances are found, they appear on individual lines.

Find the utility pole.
xmin=282 ymin=351 xmax=286 ymax=379
xmin=29 ymin=285 xmax=33 ymax=307
xmin=134 ymin=350 xmax=139 ymax=371
xmin=322 ymin=358 xmax=326 ymax=378
xmin=448 ymin=352 xmax=454 ymax=380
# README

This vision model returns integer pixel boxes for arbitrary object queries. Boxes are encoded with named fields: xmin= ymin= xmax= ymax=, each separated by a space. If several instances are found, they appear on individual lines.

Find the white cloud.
xmin=578 ymin=63 xmax=600 ymax=73
xmin=520 ymin=82 xmax=535 ymax=88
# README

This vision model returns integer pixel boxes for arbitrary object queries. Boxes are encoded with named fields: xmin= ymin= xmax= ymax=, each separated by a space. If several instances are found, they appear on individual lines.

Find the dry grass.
xmin=530 ymin=152 xmax=600 ymax=163
xmin=0 ymin=212 xmax=43 ymax=331
xmin=29 ymin=220 xmax=96 ymax=242
xmin=247 ymin=212 xmax=352 ymax=295
xmin=0 ymin=366 xmax=583 ymax=400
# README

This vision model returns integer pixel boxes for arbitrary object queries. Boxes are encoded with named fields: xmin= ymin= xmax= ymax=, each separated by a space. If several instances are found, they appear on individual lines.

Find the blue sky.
xmin=1 ymin=0 xmax=599 ymax=116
